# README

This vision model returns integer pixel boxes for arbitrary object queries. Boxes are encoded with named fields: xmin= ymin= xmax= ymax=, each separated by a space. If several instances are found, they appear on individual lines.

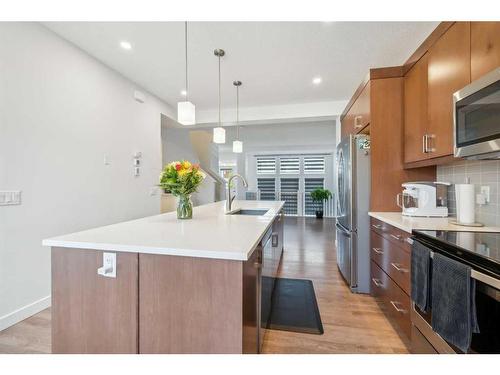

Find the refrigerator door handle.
xmin=336 ymin=223 xmax=351 ymax=238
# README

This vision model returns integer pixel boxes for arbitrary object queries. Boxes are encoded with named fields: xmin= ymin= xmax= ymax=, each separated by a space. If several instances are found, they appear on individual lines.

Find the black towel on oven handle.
xmin=431 ymin=252 xmax=480 ymax=353
xmin=411 ymin=241 xmax=431 ymax=312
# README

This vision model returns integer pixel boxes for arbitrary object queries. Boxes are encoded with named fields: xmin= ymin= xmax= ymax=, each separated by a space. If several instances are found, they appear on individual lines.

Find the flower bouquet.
xmin=159 ymin=161 xmax=205 ymax=219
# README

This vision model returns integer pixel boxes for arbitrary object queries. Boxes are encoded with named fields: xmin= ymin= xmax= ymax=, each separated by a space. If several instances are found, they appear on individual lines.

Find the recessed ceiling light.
xmin=120 ymin=41 xmax=132 ymax=50
xmin=312 ymin=77 xmax=322 ymax=85
xmin=180 ymin=90 xmax=187 ymax=96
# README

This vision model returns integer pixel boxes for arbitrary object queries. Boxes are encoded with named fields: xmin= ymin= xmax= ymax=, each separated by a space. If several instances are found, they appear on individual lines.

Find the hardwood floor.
xmin=0 ymin=308 xmax=51 ymax=353
xmin=261 ymin=217 xmax=410 ymax=354
xmin=0 ymin=217 xmax=409 ymax=354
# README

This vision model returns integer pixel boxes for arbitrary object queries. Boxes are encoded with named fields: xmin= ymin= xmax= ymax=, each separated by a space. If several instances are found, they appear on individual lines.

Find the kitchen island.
xmin=42 ymin=200 xmax=285 ymax=354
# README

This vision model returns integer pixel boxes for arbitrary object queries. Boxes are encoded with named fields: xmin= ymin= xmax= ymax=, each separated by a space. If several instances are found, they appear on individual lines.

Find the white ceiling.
xmin=43 ymin=22 xmax=438 ymax=112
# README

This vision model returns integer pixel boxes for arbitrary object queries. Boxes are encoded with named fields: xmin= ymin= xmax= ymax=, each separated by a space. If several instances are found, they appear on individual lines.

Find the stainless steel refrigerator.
xmin=335 ymin=134 xmax=371 ymax=293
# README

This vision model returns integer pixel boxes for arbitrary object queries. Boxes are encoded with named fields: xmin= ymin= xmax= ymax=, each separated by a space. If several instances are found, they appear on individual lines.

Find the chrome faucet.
xmin=225 ymin=174 xmax=248 ymax=213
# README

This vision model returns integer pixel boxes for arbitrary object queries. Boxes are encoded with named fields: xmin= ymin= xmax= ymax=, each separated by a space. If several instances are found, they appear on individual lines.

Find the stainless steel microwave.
xmin=453 ymin=68 xmax=500 ymax=159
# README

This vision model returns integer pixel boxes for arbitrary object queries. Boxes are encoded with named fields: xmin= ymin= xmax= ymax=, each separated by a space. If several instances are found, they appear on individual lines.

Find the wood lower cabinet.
xmin=139 ymin=251 xmax=260 ymax=354
xmin=51 ymin=248 xmax=139 ymax=354
xmin=370 ymin=231 xmax=410 ymax=295
xmin=471 ymin=22 xmax=500 ymax=81
xmin=50 ymin=212 xmax=285 ymax=354
xmin=411 ymin=325 xmax=438 ymax=354
xmin=370 ymin=218 xmax=412 ymax=341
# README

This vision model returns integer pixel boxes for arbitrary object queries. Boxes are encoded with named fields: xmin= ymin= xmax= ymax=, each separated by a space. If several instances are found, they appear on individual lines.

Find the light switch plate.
xmin=0 ymin=191 xmax=22 ymax=206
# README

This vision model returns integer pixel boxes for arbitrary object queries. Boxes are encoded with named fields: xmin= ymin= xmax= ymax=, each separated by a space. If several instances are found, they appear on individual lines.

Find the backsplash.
xmin=437 ymin=160 xmax=500 ymax=226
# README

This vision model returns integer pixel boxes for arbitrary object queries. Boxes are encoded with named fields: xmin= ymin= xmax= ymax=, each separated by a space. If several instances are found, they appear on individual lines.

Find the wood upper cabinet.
xmin=404 ymin=22 xmax=471 ymax=165
xmin=427 ymin=21 xmax=471 ymax=158
xmin=404 ymin=53 xmax=429 ymax=163
xmin=471 ymin=22 xmax=500 ymax=81
xmin=341 ymin=82 xmax=371 ymax=138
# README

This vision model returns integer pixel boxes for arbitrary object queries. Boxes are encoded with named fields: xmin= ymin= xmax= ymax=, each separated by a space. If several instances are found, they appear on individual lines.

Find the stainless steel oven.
xmin=453 ymin=67 xmax=500 ymax=159
xmin=411 ymin=231 xmax=500 ymax=354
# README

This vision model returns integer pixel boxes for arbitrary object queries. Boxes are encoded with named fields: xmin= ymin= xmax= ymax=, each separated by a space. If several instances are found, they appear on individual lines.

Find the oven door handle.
xmin=428 ymin=250 xmax=500 ymax=289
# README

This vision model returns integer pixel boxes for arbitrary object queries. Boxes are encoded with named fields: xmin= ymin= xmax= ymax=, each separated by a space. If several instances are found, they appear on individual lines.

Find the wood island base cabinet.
xmin=50 ymin=211 xmax=284 ymax=354
xmin=51 ymin=248 xmax=262 ymax=354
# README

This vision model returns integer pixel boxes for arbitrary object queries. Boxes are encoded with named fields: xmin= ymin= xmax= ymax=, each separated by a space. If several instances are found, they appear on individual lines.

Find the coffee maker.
xmin=396 ymin=182 xmax=450 ymax=217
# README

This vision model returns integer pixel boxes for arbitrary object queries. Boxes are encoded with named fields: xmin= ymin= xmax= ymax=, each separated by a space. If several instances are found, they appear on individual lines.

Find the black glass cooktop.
xmin=413 ymin=230 xmax=500 ymax=277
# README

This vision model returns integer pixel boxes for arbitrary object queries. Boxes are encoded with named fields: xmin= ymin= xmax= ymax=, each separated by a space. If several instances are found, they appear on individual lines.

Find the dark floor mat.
xmin=267 ymin=277 xmax=324 ymax=334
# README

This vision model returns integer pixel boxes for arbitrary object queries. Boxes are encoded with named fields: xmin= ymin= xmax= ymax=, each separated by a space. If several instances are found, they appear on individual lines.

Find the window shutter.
xmin=279 ymin=157 xmax=300 ymax=174
xmin=256 ymin=157 xmax=276 ymax=174
xmin=304 ymin=156 xmax=325 ymax=174
xmin=257 ymin=178 xmax=276 ymax=200
xmin=280 ymin=178 xmax=299 ymax=215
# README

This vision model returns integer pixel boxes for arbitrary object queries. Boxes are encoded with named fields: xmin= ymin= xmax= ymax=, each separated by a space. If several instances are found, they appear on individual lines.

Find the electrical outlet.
xmin=480 ymin=186 xmax=490 ymax=204
xmin=97 ymin=252 xmax=116 ymax=278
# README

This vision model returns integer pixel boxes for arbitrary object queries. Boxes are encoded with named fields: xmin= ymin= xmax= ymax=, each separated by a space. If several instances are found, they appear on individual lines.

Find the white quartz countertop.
xmin=369 ymin=212 xmax=500 ymax=234
xmin=42 ymin=200 xmax=285 ymax=261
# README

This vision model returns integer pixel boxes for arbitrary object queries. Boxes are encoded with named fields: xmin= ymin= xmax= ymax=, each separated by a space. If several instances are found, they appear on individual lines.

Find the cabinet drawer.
xmin=370 ymin=217 xmax=412 ymax=252
xmin=411 ymin=325 xmax=438 ymax=354
xmin=370 ymin=231 xmax=410 ymax=294
xmin=371 ymin=261 xmax=411 ymax=340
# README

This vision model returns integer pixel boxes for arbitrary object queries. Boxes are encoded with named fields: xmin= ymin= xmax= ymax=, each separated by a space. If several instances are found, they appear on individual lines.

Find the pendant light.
xmin=177 ymin=22 xmax=196 ymax=125
xmin=213 ymin=48 xmax=226 ymax=144
xmin=232 ymin=80 xmax=243 ymax=153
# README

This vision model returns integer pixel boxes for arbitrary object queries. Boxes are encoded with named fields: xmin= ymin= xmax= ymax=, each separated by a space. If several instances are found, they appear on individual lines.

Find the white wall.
xmin=0 ymin=23 xmax=175 ymax=329
xmin=160 ymin=125 xmax=218 ymax=206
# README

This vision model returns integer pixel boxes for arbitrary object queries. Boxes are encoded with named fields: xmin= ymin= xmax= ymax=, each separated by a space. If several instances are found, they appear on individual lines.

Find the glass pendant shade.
xmin=177 ymin=101 xmax=196 ymax=125
xmin=213 ymin=127 xmax=226 ymax=144
xmin=232 ymin=140 xmax=243 ymax=153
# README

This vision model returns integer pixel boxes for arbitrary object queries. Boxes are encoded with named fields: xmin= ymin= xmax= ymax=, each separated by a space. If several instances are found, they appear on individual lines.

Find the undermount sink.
xmin=230 ymin=209 xmax=269 ymax=216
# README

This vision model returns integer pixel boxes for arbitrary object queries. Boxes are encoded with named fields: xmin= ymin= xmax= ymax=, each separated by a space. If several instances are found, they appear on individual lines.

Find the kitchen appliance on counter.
xmin=411 ymin=230 xmax=500 ymax=353
xmin=397 ymin=182 xmax=450 ymax=217
xmin=336 ymin=134 xmax=370 ymax=293
xmin=453 ymin=67 xmax=500 ymax=159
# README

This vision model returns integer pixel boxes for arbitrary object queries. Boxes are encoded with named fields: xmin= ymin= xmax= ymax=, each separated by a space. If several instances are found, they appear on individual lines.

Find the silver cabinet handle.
xmin=371 ymin=278 xmax=383 ymax=287
xmin=396 ymin=193 xmax=403 ymax=208
xmin=390 ymin=234 xmax=402 ymax=241
xmin=354 ymin=115 xmax=363 ymax=128
xmin=406 ymin=237 xmax=414 ymax=245
xmin=422 ymin=134 xmax=427 ymax=153
xmin=427 ymin=134 xmax=435 ymax=153
xmin=391 ymin=262 xmax=409 ymax=273
xmin=390 ymin=301 xmax=407 ymax=314
xmin=372 ymin=224 xmax=382 ymax=229
xmin=372 ymin=247 xmax=384 ymax=254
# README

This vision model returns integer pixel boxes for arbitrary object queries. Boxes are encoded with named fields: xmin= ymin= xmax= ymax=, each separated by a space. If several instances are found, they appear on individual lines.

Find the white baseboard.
xmin=0 ymin=295 xmax=51 ymax=332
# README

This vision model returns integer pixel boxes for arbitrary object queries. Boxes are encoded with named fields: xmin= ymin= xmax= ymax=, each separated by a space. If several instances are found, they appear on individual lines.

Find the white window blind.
xmin=304 ymin=156 xmax=325 ymax=174
xmin=256 ymin=157 xmax=276 ymax=174
xmin=279 ymin=157 xmax=300 ymax=174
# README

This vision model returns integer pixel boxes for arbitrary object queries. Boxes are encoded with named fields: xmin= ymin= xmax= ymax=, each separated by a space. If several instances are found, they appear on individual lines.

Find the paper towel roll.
xmin=455 ymin=184 xmax=475 ymax=224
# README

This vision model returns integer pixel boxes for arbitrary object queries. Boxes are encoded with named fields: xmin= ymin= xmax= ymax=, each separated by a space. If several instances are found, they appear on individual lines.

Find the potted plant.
xmin=159 ymin=161 xmax=205 ymax=219
xmin=310 ymin=188 xmax=332 ymax=219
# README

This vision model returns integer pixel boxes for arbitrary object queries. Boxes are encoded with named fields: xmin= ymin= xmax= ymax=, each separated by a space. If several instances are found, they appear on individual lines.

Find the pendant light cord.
xmin=218 ymin=54 xmax=221 ymax=127
xmin=236 ymin=85 xmax=240 ymax=140
xmin=184 ymin=21 xmax=188 ymax=102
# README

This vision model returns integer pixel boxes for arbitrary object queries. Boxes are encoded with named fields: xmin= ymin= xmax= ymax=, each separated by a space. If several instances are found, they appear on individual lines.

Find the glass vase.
xmin=176 ymin=194 xmax=193 ymax=219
